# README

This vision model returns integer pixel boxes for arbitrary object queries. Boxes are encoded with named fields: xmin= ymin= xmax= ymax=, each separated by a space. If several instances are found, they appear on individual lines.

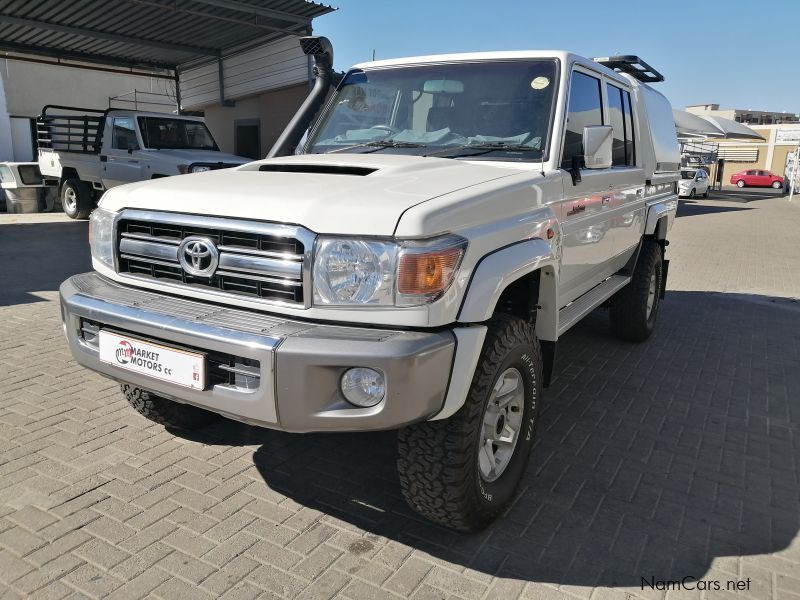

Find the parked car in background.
xmin=678 ymin=168 xmax=709 ymax=198
xmin=730 ymin=169 xmax=784 ymax=189
xmin=37 ymin=106 xmax=250 ymax=219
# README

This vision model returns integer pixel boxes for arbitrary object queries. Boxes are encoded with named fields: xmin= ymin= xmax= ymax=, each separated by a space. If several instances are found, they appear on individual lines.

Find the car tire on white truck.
xmin=397 ymin=314 xmax=542 ymax=532
xmin=121 ymin=384 xmax=221 ymax=430
xmin=609 ymin=240 xmax=664 ymax=342
xmin=61 ymin=178 xmax=93 ymax=220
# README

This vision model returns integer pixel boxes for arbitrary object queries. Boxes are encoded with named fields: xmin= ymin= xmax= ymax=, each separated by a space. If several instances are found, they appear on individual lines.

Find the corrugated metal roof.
xmin=0 ymin=0 xmax=334 ymax=71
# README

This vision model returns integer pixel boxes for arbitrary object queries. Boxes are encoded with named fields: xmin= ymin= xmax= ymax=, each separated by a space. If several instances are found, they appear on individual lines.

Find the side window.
xmin=112 ymin=117 xmax=138 ymax=151
xmin=746 ymin=170 xmax=757 ymax=175
xmin=606 ymin=84 xmax=626 ymax=166
xmin=622 ymin=90 xmax=635 ymax=165
xmin=562 ymin=71 xmax=603 ymax=168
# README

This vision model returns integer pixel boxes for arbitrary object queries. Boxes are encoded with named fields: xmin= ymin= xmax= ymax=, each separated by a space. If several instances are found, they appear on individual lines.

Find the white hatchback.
xmin=678 ymin=168 xmax=710 ymax=198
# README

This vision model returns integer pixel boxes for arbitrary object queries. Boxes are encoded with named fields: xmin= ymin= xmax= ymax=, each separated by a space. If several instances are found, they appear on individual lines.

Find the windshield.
xmin=306 ymin=60 xmax=558 ymax=161
xmin=137 ymin=117 xmax=219 ymax=150
xmin=680 ymin=170 xmax=697 ymax=179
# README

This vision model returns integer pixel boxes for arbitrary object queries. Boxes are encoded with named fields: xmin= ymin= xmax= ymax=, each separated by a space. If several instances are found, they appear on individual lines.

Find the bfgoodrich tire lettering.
xmin=121 ymin=384 xmax=220 ymax=430
xmin=609 ymin=241 xmax=663 ymax=342
xmin=397 ymin=314 xmax=542 ymax=532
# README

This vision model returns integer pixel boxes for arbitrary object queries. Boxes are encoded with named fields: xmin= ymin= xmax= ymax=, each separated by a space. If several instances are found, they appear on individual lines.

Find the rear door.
xmin=604 ymin=81 xmax=644 ymax=260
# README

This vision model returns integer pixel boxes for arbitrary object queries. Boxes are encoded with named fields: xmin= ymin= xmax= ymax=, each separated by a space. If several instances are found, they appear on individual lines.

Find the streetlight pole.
xmin=790 ymin=142 xmax=799 ymax=202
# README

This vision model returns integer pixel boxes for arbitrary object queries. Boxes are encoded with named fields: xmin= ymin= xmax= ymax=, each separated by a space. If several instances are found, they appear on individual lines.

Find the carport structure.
xmin=0 ymin=0 xmax=334 ymax=110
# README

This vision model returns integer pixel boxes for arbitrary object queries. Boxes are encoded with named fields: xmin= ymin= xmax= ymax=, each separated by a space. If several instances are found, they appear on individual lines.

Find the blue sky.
xmin=312 ymin=0 xmax=797 ymax=115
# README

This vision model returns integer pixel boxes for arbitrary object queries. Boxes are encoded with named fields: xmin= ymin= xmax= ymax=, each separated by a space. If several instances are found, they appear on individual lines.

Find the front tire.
xmin=61 ymin=179 xmax=93 ymax=220
xmin=689 ymin=188 xmax=696 ymax=199
xmin=609 ymin=241 xmax=663 ymax=342
xmin=397 ymin=314 xmax=542 ymax=532
xmin=772 ymin=181 xmax=782 ymax=189
xmin=736 ymin=179 xmax=746 ymax=188
xmin=121 ymin=384 xmax=221 ymax=430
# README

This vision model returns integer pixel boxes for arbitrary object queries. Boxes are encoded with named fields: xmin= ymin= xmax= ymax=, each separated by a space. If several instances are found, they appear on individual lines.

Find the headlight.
xmin=89 ymin=207 xmax=116 ymax=269
xmin=312 ymin=235 xmax=467 ymax=307
xmin=313 ymin=239 xmax=396 ymax=305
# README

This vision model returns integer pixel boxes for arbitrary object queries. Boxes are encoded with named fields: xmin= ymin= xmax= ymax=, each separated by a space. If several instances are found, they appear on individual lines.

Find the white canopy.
xmin=697 ymin=115 xmax=766 ymax=140
xmin=673 ymin=110 xmax=723 ymax=138
xmin=673 ymin=110 xmax=766 ymax=141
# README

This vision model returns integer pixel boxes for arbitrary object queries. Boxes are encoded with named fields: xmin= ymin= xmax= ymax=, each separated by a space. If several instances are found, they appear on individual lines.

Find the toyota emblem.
xmin=179 ymin=236 xmax=219 ymax=277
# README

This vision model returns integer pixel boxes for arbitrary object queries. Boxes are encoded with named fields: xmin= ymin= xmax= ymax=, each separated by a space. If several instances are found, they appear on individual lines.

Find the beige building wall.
xmin=711 ymin=124 xmax=800 ymax=182
xmin=203 ymin=83 xmax=308 ymax=158
xmin=0 ymin=59 xmax=169 ymax=117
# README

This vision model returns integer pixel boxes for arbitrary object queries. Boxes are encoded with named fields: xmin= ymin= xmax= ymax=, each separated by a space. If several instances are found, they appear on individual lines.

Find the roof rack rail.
xmin=593 ymin=55 xmax=664 ymax=83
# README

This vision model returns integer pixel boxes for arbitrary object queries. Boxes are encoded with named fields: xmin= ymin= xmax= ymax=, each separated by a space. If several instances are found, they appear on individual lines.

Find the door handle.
xmin=601 ymin=195 xmax=611 ymax=204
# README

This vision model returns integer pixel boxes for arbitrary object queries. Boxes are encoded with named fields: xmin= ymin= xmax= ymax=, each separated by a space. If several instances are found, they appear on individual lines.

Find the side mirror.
xmin=582 ymin=125 xmax=613 ymax=169
xmin=127 ymin=141 xmax=137 ymax=153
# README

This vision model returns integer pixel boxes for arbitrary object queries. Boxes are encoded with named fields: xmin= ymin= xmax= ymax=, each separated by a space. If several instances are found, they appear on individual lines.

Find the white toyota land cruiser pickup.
xmin=38 ymin=105 xmax=249 ymax=219
xmin=60 ymin=38 xmax=679 ymax=531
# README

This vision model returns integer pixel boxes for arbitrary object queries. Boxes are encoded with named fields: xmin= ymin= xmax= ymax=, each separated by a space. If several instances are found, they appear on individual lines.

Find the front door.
xmin=558 ymin=68 xmax=643 ymax=305
xmin=103 ymin=116 xmax=142 ymax=188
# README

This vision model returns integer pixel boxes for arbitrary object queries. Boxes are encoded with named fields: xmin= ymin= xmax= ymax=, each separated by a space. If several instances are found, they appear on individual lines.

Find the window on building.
xmin=562 ymin=71 xmax=603 ymax=168
xmin=235 ymin=119 xmax=261 ymax=159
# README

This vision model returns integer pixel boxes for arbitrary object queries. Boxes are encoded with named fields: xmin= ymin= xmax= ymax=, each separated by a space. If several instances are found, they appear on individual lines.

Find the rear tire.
xmin=121 ymin=384 xmax=220 ymax=430
xmin=609 ymin=241 xmax=663 ymax=342
xmin=736 ymin=179 xmax=746 ymax=188
xmin=61 ymin=179 xmax=93 ymax=220
xmin=703 ymin=188 xmax=709 ymax=198
xmin=397 ymin=314 xmax=542 ymax=532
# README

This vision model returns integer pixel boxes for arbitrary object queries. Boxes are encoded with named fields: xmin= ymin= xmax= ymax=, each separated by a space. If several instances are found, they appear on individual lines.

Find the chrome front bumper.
xmin=60 ymin=273 xmax=455 ymax=432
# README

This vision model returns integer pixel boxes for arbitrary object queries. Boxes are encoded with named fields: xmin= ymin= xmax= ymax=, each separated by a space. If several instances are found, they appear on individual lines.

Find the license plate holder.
xmin=99 ymin=330 xmax=206 ymax=390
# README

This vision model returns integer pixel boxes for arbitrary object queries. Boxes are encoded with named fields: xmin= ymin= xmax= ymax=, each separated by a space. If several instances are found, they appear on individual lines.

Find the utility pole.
xmin=790 ymin=142 xmax=799 ymax=202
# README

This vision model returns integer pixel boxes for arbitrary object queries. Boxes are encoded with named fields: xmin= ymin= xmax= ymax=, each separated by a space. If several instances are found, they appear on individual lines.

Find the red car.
xmin=730 ymin=169 xmax=784 ymax=189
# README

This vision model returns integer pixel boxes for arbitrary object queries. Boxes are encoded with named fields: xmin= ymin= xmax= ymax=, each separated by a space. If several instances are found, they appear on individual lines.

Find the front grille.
xmin=115 ymin=212 xmax=312 ymax=306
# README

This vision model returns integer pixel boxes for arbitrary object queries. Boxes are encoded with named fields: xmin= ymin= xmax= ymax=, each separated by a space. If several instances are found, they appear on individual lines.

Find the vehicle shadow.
xmin=179 ymin=289 xmax=800 ymax=587
xmin=0 ymin=220 xmax=91 ymax=307
xmin=677 ymin=201 xmax=755 ymax=218
xmin=708 ymin=188 xmax=785 ymax=203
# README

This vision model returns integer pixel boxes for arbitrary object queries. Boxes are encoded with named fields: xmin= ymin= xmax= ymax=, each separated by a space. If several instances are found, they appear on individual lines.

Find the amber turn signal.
xmin=397 ymin=247 xmax=463 ymax=296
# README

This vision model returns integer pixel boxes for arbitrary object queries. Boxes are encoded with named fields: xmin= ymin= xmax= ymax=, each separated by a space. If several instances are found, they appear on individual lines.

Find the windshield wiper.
xmin=326 ymin=140 xmax=426 ymax=154
xmin=424 ymin=142 xmax=543 ymax=159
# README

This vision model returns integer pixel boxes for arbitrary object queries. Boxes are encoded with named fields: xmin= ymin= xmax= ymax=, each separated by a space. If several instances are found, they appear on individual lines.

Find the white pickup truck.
xmin=60 ymin=38 xmax=680 ymax=531
xmin=37 ymin=106 xmax=249 ymax=219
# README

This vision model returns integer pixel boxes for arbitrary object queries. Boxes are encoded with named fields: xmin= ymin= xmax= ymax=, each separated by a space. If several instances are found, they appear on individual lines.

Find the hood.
xmin=139 ymin=148 xmax=250 ymax=164
xmin=100 ymin=154 xmax=524 ymax=235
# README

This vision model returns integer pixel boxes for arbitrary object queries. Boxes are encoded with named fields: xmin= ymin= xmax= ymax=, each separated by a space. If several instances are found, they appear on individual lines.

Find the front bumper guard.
xmin=60 ymin=273 xmax=455 ymax=432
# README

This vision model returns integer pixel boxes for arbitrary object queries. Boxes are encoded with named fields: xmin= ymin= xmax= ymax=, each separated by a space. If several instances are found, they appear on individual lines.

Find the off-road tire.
xmin=121 ymin=384 xmax=220 ymax=430
xmin=609 ymin=241 xmax=663 ymax=342
xmin=736 ymin=179 xmax=746 ymax=188
xmin=772 ymin=180 xmax=782 ymax=189
xmin=61 ymin=179 xmax=93 ymax=220
xmin=397 ymin=314 xmax=542 ymax=532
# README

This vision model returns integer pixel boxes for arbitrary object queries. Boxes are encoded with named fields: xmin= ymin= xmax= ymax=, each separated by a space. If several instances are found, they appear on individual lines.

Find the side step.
xmin=558 ymin=275 xmax=630 ymax=336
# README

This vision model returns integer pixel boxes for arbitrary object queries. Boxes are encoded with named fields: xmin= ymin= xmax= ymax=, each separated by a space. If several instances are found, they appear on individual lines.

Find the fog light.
xmin=341 ymin=368 xmax=385 ymax=407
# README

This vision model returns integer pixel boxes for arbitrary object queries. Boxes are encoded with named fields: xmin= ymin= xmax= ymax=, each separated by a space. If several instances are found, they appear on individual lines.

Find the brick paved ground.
xmin=0 ymin=190 xmax=798 ymax=599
